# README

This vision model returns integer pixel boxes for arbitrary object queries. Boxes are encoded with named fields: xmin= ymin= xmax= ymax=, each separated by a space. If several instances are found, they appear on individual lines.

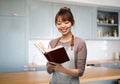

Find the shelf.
xmin=97 ymin=9 xmax=119 ymax=39
xmin=97 ymin=23 xmax=118 ymax=26
xmin=97 ymin=37 xmax=119 ymax=40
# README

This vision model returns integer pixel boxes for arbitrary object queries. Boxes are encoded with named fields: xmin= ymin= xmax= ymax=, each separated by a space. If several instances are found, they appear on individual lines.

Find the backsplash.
xmin=86 ymin=40 xmax=120 ymax=61
xmin=29 ymin=40 xmax=120 ymax=65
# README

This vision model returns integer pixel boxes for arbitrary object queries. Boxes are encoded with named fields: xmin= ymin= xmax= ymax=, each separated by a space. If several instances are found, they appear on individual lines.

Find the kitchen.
xmin=0 ymin=0 xmax=120 ymax=84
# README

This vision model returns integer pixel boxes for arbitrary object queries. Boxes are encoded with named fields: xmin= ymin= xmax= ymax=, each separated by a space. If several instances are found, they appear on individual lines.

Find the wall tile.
xmin=86 ymin=40 xmax=120 ymax=61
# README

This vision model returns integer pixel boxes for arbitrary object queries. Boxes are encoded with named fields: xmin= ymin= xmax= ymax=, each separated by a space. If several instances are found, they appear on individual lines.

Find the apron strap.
xmin=53 ymin=37 xmax=61 ymax=48
xmin=54 ymin=35 xmax=74 ymax=50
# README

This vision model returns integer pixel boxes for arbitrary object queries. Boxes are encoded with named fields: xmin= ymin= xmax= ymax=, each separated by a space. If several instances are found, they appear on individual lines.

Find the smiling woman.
xmin=46 ymin=7 xmax=87 ymax=84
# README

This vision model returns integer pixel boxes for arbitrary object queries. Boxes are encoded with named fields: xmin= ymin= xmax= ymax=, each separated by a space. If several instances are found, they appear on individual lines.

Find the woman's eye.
xmin=57 ymin=21 xmax=69 ymax=25
xmin=65 ymin=21 xmax=69 ymax=24
xmin=57 ymin=23 xmax=61 ymax=25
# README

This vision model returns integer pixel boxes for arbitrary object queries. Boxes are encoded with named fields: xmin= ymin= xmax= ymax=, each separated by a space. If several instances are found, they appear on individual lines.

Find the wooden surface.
xmin=87 ymin=59 xmax=120 ymax=65
xmin=80 ymin=67 xmax=120 ymax=83
xmin=0 ymin=67 xmax=120 ymax=84
xmin=0 ymin=71 xmax=50 ymax=84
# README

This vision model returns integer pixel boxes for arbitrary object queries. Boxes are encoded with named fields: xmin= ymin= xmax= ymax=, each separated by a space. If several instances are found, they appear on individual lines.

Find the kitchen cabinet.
xmin=29 ymin=2 xmax=120 ymax=40
xmin=29 ymin=0 xmax=53 ymax=39
xmin=0 ymin=0 xmax=26 ymax=16
xmin=0 ymin=0 xmax=27 ymax=73
xmin=0 ymin=17 xmax=27 ymax=73
xmin=75 ymin=6 xmax=96 ymax=39
xmin=96 ymin=9 xmax=119 ymax=39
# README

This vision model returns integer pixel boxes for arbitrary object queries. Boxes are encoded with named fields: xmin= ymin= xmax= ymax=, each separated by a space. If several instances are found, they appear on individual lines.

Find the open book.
xmin=34 ymin=41 xmax=70 ymax=64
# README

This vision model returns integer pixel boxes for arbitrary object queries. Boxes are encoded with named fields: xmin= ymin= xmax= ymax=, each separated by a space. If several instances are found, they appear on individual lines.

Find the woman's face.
xmin=56 ymin=16 xmax=73 ymax=36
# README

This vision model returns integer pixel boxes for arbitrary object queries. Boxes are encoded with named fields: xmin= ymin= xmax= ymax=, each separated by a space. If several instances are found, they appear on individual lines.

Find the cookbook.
xmin=34 ymin=41 xmax=70 ymax=64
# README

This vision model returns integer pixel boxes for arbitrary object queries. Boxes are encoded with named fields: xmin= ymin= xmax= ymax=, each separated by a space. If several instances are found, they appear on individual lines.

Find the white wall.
xmin=29 ymin=40 xmax=120 ymax=65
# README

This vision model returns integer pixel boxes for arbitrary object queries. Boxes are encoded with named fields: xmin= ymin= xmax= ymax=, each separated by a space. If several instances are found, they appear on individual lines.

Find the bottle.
xmin=110 ymin=15 xmax=114 ymax=24
xmin=113 ymin=29 xmax=117 ymax=37
xmin=99 ymin=31 xmax=103 ymax=37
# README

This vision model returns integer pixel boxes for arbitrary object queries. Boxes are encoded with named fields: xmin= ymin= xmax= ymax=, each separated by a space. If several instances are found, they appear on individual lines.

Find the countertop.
xmin=80 ymin=67 xmax=120 ymax=82
xmin=0 ymin=67 xmax=120 ymax=84
xmin=86 ymin=59 xmax=120 ymax=65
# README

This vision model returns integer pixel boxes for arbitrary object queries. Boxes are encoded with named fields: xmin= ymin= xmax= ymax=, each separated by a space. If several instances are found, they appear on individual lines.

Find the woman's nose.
xmin=61 ymin=23 xmax=65 ymax=27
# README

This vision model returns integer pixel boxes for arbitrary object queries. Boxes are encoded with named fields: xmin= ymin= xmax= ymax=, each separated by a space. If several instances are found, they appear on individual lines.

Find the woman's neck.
xmin=60 ymin=33 xmax=73 ymax=43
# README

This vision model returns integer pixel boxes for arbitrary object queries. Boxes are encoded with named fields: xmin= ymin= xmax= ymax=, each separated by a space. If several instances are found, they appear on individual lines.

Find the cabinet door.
xmin=0 ymin=17 xmax=26 ymax=73
xmin=29 ymin=1 xmax=53 ymax=39
xmin=53 ymin=3 xmax=76 ymax=38
xmin=75 ymin=6 xmax=96 ymax=39
xmin=0 ymin=0 xmax=26 ymax=16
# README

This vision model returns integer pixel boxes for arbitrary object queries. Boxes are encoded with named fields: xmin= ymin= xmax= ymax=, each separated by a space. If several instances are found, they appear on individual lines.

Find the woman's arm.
xmin=76 ymin=42 xmax=87 ymax=76
xmin=48 ymin=62 xmax=80 ymax=77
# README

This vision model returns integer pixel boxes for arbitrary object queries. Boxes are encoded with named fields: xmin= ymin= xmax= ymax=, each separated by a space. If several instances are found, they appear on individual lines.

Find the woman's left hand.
xmin=49 ymin=62 xmax=65 ymax=72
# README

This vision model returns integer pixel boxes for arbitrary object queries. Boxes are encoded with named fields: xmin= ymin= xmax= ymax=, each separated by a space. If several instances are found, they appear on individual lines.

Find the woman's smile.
xmin=60 ymin=28 xmax=67 ymax=33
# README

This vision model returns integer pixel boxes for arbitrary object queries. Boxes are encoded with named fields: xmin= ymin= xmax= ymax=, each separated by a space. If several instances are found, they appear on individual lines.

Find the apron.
xmin=50 ymin=41 xmax=80 ymax=84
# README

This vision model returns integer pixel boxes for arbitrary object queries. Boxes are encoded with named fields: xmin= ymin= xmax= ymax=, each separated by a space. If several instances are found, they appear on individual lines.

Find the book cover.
xmin=34 ymin=41 xmax=70 ymax=64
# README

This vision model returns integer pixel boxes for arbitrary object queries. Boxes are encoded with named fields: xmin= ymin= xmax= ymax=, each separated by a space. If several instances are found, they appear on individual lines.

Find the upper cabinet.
xmin=0 ymin=0 xmax=27 ymax=73
xmin=75 ymin=6 xmax=96 ymax=39
xmin=96 ymin=9 xmax=119 ymax=39
xmin=29 ymin=0 xmax=53 ymax=39
xmin=0 ymin=0 xmax=26 ymax=16
xmin=0 ymin=17 xmax=26 ymax=73
xmin=28 ymin=0 xmax=120 ymax=40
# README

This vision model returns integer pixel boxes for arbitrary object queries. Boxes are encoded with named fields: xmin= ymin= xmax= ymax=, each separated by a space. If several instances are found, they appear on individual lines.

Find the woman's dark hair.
xmin=55 ymin=7 xmax=75 ymax=25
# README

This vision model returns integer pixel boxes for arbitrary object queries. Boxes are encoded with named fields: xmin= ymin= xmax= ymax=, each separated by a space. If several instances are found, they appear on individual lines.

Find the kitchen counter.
xmin=0 ymin=67 xmax=120 ymax=84
xmin=80 ymin=67 xmax=120 ymax=83
xmin=0 ymin=71 xmax=50 ymax=84
xmin=86 ymin=59 xmax=120 ymax=65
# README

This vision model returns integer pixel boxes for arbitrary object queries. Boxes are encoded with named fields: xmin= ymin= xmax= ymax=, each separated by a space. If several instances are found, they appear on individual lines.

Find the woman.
xmin=46 ymin=7 xmax=87 ymax=84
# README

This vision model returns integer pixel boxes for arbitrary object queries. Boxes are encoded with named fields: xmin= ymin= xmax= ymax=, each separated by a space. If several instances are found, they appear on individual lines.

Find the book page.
xmin=34 ymin=41 xmax=46 ymax=53
xmin=46 ymin=45 xmax=63 ymax=52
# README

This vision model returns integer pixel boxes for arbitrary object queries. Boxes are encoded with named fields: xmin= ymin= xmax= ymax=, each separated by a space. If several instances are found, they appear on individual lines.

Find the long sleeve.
xmin=74 ymin=38 xmax=87 ymax=77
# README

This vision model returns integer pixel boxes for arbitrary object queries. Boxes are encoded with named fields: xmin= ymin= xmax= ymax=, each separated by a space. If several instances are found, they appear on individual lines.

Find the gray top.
xmin=49 ymin=36 xmax=87 ymax=77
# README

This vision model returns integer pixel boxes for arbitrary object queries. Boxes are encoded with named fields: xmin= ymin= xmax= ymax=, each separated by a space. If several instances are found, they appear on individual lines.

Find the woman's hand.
xmin=46 ymin=62 xmax=55 ymax=74
xmin=47 ymin=62 xmax=80 ymax=77
xmin=48 ymin=62 xmax=65 ymax=72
